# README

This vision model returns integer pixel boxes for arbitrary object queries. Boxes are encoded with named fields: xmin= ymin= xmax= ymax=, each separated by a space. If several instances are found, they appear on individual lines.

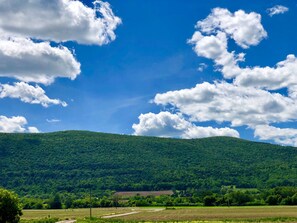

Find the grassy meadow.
xmin=21 ymin=206 xmax=297 ymax=223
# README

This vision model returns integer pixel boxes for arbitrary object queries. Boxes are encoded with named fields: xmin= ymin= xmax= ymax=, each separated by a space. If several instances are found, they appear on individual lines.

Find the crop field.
xmin=22 ymin=206 xmax=297 ymax=223
xmin=21 ymin=208 xmax=134 ymax=219
xmin=114 ymin=190 xmax=174 ymax=197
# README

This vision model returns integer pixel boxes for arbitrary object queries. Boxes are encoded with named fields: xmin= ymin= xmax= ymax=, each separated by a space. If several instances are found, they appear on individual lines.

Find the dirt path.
xmin=101 ymin=211 xmax=139 ymax=219
xmin=148 ymin=208 xmax=165 ymax=212
xmin=56 ymin=220 xmax=76 ymax=223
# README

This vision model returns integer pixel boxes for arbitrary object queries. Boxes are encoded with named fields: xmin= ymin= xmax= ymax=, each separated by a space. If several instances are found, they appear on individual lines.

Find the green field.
xmin=21 ymin=206 xmax=297 ymax=223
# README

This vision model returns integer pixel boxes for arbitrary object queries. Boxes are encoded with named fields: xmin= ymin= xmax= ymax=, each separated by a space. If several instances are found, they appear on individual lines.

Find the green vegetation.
xmin=1 ymin=131 xmax=297 ymax=206
xmin=23 ymin=186 xmax=294 ymax=208
xmin=21 ymin=219 xmax=58 ymax=223
xmin=0 ymin=188 xmax=23 ymax=223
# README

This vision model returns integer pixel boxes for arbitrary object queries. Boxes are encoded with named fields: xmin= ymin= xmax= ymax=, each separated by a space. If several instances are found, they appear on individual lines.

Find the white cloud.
xmin=254 ymin=125 xmax=297 ymax=146
xmin=0 ymin=37 xmax=80 ymax=84
xmin=184 ymin=125 xmax=239 ymax=139
xmin=234 ymin=55 xmax=297 ymax=90
xmin=288 ymin=85 xmax=297 ymax=99
xmin=28 ymin=126 xmax=40 ymax=133
xmin=132 ymin=111 xmax=239 ymax=139
xmin=197 ymin=63 xmax=208 ymax=72
xmin=0 ymin=0 xmax=121 ymax=45
xmin=189 ymin=31 xmax=243 ymax=79
xmin=189 ymin=31 xmax=229 ymax=61
xmin=267 ymin=5 xmax=289 ymax=17
xmin=46 ymin=119 xmax=61 ymax=123
xmin=197 ymin=8 xmax=267 ymax=48
xmin=0 ymin=115 xmax=39 ymax=133
xmin=190 ymin=11 xmax=297 ymax=91
xmin=0 ymin=82 xmax=67 ymax=107
xmin=154 ymin=82 xmax=297 ymax=127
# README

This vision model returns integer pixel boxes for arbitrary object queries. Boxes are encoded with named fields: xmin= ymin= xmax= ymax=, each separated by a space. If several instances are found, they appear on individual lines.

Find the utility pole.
xmin=89 ymin=187 xmax=92 ymax=221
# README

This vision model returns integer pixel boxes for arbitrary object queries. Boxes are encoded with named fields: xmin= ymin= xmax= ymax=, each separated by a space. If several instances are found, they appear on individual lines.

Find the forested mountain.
xmin=0 ymin=131 xmax=296 ymax=197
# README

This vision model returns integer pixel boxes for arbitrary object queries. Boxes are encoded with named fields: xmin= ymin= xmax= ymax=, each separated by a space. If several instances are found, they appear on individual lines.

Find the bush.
xmin=0 ymin=188 xmax=23 ymax=223
xmin=203 ymin=195 xmax=217 ymax=206
xmin=266 ymin=195 xmax=281 ymax=205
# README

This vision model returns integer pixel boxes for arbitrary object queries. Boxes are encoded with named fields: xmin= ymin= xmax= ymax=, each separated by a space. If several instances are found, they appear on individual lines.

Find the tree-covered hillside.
xmin=0 ymin=131 xmax=296 ymax=197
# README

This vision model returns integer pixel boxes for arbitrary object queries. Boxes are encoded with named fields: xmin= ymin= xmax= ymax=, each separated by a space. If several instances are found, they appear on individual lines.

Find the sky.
xmin=0 ymin=0 xmax=297 ymax=146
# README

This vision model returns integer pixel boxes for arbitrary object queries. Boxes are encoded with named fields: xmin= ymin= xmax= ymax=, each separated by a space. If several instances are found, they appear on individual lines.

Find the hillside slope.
xmin=0 ymin=131 xmax=296 ymax=196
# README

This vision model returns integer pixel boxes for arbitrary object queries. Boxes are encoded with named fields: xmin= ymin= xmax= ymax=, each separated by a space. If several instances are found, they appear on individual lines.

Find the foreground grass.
xmin=118 ymin=206 xmax=297 ymax=222
xmin=22 ymin=217 xmax=297 ymax=223
xmin=22 ymin=208 xmax=134 ymax=219
xmin=21 ymin=206 xmax=297 ymax=223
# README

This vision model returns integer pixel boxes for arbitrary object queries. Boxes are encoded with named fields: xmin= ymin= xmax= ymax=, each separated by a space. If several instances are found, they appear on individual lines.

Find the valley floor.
xmin=21 ymin=206 xmax=297 ymax=223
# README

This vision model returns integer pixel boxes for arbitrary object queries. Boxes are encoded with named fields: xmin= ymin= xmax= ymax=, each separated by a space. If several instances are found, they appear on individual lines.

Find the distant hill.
xmin=0 ymin=131 xmax=296 ymax=197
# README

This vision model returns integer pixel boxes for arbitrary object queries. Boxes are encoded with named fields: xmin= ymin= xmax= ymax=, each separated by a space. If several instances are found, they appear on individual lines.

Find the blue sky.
xmin=0 ymin=0 xmax=297 ymax=146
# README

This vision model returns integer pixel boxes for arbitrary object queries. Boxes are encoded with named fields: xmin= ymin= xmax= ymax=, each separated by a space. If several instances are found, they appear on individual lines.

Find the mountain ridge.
xmin=0 ymin=131 xmax=296 ymax=197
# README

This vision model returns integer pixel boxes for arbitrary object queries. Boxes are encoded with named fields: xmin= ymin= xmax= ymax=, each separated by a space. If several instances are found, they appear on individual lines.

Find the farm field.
xmin=21 ymin=207 xmax=136 ymax=220
xmin=114 ymin=190 xmax=174 ymax=197
xmin=22 ymin=206 xmax=297 ymax=223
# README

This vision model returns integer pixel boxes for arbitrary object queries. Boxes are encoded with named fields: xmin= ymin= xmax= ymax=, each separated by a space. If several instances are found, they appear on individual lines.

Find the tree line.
xmin=20 ymin=186 xmax=297 ymax=209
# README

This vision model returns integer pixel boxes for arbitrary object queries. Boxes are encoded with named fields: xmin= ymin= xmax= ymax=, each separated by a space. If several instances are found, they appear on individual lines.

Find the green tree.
xmin=203 ymin=195 xmax=217 ymax=206
xmin=266 ymin=195 xmax=281 ymax=205
xmin=291 ymin=193 xmax=297 ymax=205
xmin=0 ymin=188 xmax=23 ymax=223
xmin=229 ymin=191 xmax=252 ymax=206
xmin=48 ymin=194 xmax=62 ymax=209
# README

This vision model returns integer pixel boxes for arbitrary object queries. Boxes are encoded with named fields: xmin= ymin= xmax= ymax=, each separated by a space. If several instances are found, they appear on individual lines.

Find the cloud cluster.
xmin=254 ymin=125 xmax=297 ymax=147
xmin=133 ymin=7 xmax=297 ymax=146
xmin=0 ymin=0 xmax=121 ymax=132
xmin=197 ymin=8 xmax=267 ymax=48
xmin=0 ymin=0 xmax=121 ymax=45
xmin=0 ymin=0 xmax=121 ymax=85
xmin=0 ymin=82 xmax=67 ymax=107
xmin=190 ymin=32 xmax=297 ymax=92
xmin=267 ymin=5 xmax=289 ymax=17
xmin=189 ymin=8 xmax=297 ymax=92
xmin=0 ymin=115 xmax=39 ymax=133
xmin=132 ymin=111 xmax=239 ymax=139
xmin=0 ymin=0 xmax=121 ymax=84
xmin=154 ymin=82 xmax=297 ymax=127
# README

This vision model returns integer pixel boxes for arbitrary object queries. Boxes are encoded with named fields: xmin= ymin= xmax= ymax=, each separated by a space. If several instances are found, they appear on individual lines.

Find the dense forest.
xmin=1 ymin=131 xmax=297 ymax=200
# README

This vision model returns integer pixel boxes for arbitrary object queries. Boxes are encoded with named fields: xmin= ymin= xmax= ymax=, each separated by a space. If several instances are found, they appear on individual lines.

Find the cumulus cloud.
xmin=0 ymin=37 xmax=80 ymax=84
xmin=254 ymin=125 xmax=297 ymax=147
xmin=154 ymin=82 xmax=297 ymax=127
xmin=197 ymin=8 xmax=267 ymax=48
xmin=234 ymin=55 xmax=297 ymax=90
xmin=28 ymin=126 xmax=40 ymax=133
xmin=189 ymin=31 xmax=244 ymax=79
xmin=0 ymin=0 xmax=121 ymax=45
xmin=0 ymin=115 xmax=39 ymax=133
xmin=132 ymin=111 xmax=239 ymax=138
xmin=0 ymin=82 xmax=67 ymax=107
xmin=267 ymin=5 xmax=289 ymax=17
xmin=189 ymin=9 xmax=297 ymax=91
